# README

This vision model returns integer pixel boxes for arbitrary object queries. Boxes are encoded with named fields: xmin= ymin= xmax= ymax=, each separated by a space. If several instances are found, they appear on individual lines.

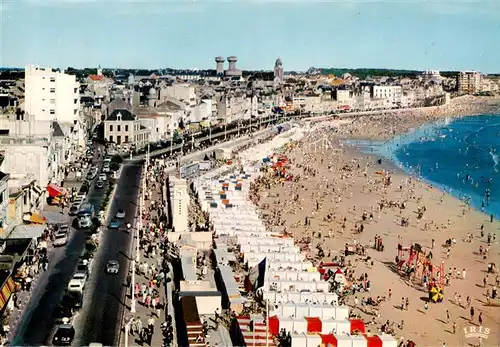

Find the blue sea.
xmin=353 ymin=114 xmax=500 ymax=220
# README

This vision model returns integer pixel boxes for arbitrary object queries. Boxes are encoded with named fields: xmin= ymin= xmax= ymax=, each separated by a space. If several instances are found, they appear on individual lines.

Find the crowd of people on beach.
xmin=249 ymin=99 xmax=500 ymax=346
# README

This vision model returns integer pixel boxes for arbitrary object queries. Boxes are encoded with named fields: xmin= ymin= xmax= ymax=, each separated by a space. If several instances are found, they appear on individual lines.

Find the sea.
xmin=350 ymin=114 xmax=500 ymax=220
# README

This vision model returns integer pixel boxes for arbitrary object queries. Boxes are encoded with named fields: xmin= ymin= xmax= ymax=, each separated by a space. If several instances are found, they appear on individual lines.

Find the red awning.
xmin=305 ymin=317 xmax=322 ymax=333
xmin=268 ymin=316 xmax=279 ymax=336
xmin=320 ymin=334 xmax=336 ymax=346
xmin=350 ymin=319 xmax=366 ymax=333
xmin=47 ymin=184 xmax=68 ymax=198
xmin=365 ymin=335 xmax=383 ymax=347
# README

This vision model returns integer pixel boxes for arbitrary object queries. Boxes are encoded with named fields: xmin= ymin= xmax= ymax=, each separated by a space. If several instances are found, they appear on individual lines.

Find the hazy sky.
xmin=1 ymin=0 xmax=499 ymax=72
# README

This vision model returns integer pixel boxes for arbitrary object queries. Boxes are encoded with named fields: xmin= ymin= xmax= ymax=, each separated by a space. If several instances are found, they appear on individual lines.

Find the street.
xmin=72 ymin=162 xmax=142 ymax=346
xmin=11 ymin=151 xmax=108 ymax=346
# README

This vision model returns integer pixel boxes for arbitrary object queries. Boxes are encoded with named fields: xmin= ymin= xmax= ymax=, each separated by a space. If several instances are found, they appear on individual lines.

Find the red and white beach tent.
xmin=318 ymin=334 xmax=398 ymax=347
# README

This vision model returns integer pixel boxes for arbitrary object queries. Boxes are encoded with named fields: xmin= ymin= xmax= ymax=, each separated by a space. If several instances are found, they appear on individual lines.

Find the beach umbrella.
xmin=429 ymin=286 xmax=444 ymax=303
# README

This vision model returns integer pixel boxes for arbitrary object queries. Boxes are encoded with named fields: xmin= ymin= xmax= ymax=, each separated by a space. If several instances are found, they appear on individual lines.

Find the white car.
xmin=106 ymin=260 xmax=119 ymax=274
xmin=98 ymin=173 xmax=107 ymax=181
xmin=53 ymin=232 xmax=69 ymax=247
xmin=71 ymin=272 xmax=88 ymax=287
xmin=115 ymin=209 xmax=125 ymax=219
xmin=67 ymin=279 xmax=84 ymax=293
xmin=102 ymin=165 xmax=110 ymax=173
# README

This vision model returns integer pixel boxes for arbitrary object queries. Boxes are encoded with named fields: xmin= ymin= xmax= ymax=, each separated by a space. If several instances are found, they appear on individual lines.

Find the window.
xmin=125 ymin=125 xmax=129 ymax=132
xmin=117 ymin=125 xmax=121 ymax=132
xmin=50 ymin=110 xmax=55 ymax=115
xmin=50 ymin=77 xmax=55 ymax=82
xmin=50 ymin=99 xmax=55 ymax=104
xmin=117 ymin=136 xmax=121 ymax=145
xmin=125 ymin=135 xmax=129 ymax=143
xmin=109 ymin=135 xmax=113 ymax=143
xmin=109 ymin=125 xmax=113 ymax=132
xmin=50 ymin=88 xmax=55 ymax=93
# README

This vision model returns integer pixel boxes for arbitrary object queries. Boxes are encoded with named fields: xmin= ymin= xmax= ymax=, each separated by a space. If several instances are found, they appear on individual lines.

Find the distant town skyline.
xmin=1 ymin=0 xmax=499 ymax=72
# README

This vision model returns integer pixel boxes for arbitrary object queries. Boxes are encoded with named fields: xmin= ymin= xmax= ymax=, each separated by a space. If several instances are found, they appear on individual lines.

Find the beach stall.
xmin=352 ymin=335 xmax=369 ymax=347
xmin=321 ymin=318 xmax=338 ymax=334
xmin=305 ymin=317 xmax=322 ymax=333
xmin=350 ymin=319 xmax=366 ymax=333
xmin=377 ymin=334 xmax=398 ymax=347
xmin=291 ymin=333 xmax=307 ymax=347
xmin=335 ymin=306 xmax=350 ymax=320
xmin=307 ymin=334 xmax=323 ymax=347
xmin=333 ymin=334 xmax=353 ymax=347
xmin=334 ymin=320 xmax=351 ymax=334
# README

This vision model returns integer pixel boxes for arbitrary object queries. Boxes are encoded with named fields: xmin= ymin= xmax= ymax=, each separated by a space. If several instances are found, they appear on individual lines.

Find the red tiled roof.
xmin=88 ymin=74 xmax=105 ymax=81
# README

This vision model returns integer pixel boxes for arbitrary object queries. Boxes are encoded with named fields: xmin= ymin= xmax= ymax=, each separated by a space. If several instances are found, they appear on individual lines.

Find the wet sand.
xmin=251 ymin=97 xmax=500 ymax=346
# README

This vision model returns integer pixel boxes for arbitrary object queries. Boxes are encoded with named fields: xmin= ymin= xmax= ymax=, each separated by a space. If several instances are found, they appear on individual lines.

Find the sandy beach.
xmin=250 ymin=97 xmax=500 ymax=346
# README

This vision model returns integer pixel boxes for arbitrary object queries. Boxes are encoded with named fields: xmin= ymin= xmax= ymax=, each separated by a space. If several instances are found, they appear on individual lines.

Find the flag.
xmin=245 ymin=257 xmax=267 ymax=292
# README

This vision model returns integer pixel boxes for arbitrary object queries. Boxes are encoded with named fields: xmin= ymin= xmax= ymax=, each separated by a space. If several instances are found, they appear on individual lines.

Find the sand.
xmin=250 ymin=97 xmax=500 ymax=346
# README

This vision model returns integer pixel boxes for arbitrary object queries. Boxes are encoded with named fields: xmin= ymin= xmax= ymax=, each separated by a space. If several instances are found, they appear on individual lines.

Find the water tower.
xmin=215 ymin=56 xmax=225 ymax=75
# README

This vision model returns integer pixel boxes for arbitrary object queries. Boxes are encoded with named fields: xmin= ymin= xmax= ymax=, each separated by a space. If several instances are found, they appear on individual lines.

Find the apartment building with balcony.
xmin=457 ymin=71 xmax=481 ymax=94
xmin=371 ymin=85 xmax=403 ymax=105
xmin=24 ymin=64 xmax=80 ymax=124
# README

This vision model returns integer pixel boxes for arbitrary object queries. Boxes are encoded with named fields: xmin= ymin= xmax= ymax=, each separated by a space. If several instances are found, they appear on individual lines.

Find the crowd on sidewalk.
xmin=123 ymin=160 xmax=176 ymax=347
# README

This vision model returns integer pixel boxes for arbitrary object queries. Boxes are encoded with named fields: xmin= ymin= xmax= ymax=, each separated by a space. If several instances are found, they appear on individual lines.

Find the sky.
xmin=1 ymin=0 xmax=499 ymax=72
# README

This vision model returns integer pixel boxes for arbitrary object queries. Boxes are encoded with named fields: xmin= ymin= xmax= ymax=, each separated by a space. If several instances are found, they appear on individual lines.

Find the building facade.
xmin=0 ymin=171 xmax=9 ymax=234
xmin=371 ymin=85 xmax=403 ymax=105
xmin=24 ymin=64 xmax=80 ymax=124
xmin=169 ymin=176 xmax=189 ymax=233
xmin=457 ymin=71 xmax=481 ymax=94
xmin=104 ymin=108 xmax=149 ymax=148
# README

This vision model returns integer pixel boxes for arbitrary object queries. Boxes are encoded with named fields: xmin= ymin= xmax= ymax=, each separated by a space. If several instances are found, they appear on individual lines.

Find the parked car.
xmin=52 ymin=324 xmax=75 ymax=346
xmin=115 ymin=209 xmax=125 ymax=219
xmin=95 ymin=180 xmax=104 ymax=189
xmin=102 ymin=165 xmax=110 ymax=173
xmin=67 ymin=279 xmax=84 ymax=293
xmin=76 ymin=262 xmax=90 ymax=277
xmin=71 ymin=272 xmax=88 ymax=287
xmin=106 ymin=260 xmax=119 ymax=274
xmin=53 ymin=232 xmax=69 ymax=247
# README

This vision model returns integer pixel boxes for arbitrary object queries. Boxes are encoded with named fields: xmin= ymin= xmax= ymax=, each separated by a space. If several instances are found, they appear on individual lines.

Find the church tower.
xmin=274 ymin=57 xmax=284 ymax=85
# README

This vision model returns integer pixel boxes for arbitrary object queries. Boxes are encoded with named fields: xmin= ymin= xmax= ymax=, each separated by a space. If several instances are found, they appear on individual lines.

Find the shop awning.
xmin=23 ymin=213 xmax=46 ymax=225
xmin=9 ymin=225 xmax=45 ymax=239
xmin=47 ymin=184 xmax=68 ymax=198
xmin=0 ymin=277 xmax=16 ymax=311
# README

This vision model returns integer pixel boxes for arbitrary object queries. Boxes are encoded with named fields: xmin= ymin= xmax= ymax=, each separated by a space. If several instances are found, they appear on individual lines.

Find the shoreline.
xmin=251 ymin=111 xmax=500 ymax=346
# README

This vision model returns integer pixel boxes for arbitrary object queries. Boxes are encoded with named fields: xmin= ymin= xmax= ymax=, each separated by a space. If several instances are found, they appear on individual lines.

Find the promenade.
xmin=120 ymin=161 xmax=173 ymax=347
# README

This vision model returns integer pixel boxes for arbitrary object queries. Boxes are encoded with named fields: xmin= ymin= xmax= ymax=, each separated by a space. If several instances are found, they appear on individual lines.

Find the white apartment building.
xmin=24 ymin=64 xmax=80 ymax=124
xmin=191 ymin=99 xmax=214 ymax=124
xmin=371 ymin=85 xmax=403 ymax=105
xmin=160 ymin=84 xmax=196 ymax=110
xmin=169 ymin=176 xmax=189 ymax=233
xmin=217 ymin=95 xmax=247 ymax=123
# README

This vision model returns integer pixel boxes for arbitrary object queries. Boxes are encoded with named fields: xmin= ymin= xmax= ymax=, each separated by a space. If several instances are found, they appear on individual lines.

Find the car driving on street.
xmin=95 ymin=180 xmax=104 ymax=189
xmin=108 ymin=220 xmax=120 ymax=229
xmin=115 ymin=209 xmax=125 ymax=219
xmin=53 ymin=231 xmax=69 ymax=247
xmin=52 ymin=323 xmax=75 ymax=346
xmin=106 ymin=260 xmax=119 ymax=274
